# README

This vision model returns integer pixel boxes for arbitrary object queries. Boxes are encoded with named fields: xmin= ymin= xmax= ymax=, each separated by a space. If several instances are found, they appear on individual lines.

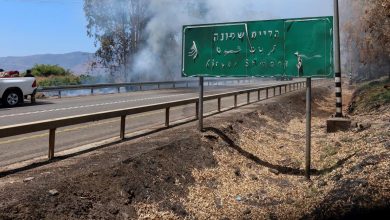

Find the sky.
xmin=0 ymin=0 xmax=333 ymax=57
xmin=0 ymin=0 xmax=95 ymax=57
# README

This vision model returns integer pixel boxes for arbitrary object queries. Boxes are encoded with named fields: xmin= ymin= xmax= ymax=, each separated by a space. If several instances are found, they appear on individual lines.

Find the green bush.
xmin=79 ymin=74 xmax=94 ymax=84
xmin=31 ymin=64 xmax=72 ymax=77
xmin=38 ymin=75 xmax=82 ymax=87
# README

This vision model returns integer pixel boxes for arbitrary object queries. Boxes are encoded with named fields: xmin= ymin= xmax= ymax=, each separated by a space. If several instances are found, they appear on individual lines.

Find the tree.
xmin=84 ymin=0 xmax=149 ymax=82
xmin=363 ymin=0 xmax=390 ymax=79
xmin=341 ymin=0 xmax=390 ymax=81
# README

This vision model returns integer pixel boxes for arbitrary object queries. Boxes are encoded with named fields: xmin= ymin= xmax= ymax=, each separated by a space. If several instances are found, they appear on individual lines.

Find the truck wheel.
xmin=2 ymin=90 xmax=22 ymax=107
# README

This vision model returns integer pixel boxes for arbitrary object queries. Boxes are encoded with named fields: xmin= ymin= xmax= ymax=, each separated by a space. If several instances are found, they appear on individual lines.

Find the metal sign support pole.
xmin=198 ymin=76 xmax=204 ymax=131
xmin=326 ymin=0 xmax=351 ymax=132
xmin=334 ymin=0 xmax=343 ymax=117
xmin=305 ymin=77 xmax=312 ymax=179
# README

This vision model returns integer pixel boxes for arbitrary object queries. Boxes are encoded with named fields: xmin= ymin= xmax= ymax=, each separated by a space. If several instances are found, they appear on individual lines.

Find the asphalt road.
xmin=0 ymin=79 xmax=302 ymax=167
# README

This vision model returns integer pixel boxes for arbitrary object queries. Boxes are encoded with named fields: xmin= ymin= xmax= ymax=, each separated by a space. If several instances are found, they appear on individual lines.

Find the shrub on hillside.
xmin=37 ymin=75 xmax=82 ymax=87
xmin=31 ymin=64 xmax=72 ymax=77
xmin=348 ymin=78 xmax=390 ymax=114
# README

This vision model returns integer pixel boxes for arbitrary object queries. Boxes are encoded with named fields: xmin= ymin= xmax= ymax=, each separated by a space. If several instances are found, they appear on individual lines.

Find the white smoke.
xmin=132 ymin=0 xmax=276 ymax=81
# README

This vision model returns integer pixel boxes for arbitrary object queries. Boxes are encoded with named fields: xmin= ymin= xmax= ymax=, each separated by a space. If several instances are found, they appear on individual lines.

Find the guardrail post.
xmin=266 ymin=88 xmax=269 ymax=99
xmin=117 ymin=87 xmax=120 ymax=93
xmin=31 ymin=94 xmax=36 ymax=104
xmin=289 ymin=84 xmax=291 ymax=92
xmin=58 ymin=91 xmax=62 ymax=98
xmin=165 ymin=107 xmax=170 ymax=127
xmin=273 ymin=87 xmax=276 ymax=96
xmin=48 ymin=128 xmax=56 ymax=160
xmin=234 ymin=94 xmax=238 ymax=107
xmin=120 ymin=115 xmax=126 ymax=140
xmin=279 ymin=86 xmax=282 ymax=95
xmin=258 ymin=89 xmax=261 ymax=101
xmin=218 ymin=97 xmax=221 ymax=112
xmin=173 ymin=83 xmax=176 ymax=89
xmin=285 ymin=85 xmax=287 ymax=93
xmin=186 ymin=82 xmax=189 ymax=88
xmin=140 ymin=85 xmax=142 ymax=91
xmin=91 ymin=88 xmax=94 ymax=95
xmin=247 ymin=92 xmax=250 ymax=104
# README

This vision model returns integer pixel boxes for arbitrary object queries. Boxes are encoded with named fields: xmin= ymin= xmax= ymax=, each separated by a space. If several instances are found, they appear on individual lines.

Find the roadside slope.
xmin=0 ymin=81 xmax=389 ymax=219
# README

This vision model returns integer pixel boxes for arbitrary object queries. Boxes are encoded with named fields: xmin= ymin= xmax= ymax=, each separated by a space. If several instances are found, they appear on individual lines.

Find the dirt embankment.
xmin=0 ymin=81 xmax=389 ymax=219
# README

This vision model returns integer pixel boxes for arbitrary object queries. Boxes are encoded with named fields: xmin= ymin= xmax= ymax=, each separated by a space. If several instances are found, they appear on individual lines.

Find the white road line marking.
xmin=0 ymin=94 xmax=187 ymax=119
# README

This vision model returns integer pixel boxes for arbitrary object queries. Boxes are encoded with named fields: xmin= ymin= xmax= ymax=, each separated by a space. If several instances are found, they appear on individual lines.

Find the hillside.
xmin=0 ymin=52 xmax=94 ymax=75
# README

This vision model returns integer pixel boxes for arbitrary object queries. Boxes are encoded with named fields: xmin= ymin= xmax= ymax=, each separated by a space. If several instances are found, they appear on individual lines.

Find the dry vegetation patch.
xmin=0 ymin=82 xmax=389 ymax=219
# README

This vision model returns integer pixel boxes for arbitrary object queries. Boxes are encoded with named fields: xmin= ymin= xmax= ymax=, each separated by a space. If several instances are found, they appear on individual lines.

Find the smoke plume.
xmin=131 ymin=0 xmax=276 ymax=81
xmin=87 ymin=0 xmax=335 ymax=82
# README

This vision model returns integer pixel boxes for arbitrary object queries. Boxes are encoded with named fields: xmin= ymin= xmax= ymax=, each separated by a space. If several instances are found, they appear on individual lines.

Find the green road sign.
xmin=182 ymin=16 xmax=333 ymax=78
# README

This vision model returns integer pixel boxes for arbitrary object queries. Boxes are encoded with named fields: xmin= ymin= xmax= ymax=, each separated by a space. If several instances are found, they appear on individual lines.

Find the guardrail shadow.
xmin=203 ymin=127 xmax=355 ymax=177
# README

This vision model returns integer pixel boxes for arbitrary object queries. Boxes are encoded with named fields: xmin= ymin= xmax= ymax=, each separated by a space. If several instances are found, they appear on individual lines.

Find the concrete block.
xmin=326 ymin=117 xmax=351 ymax=133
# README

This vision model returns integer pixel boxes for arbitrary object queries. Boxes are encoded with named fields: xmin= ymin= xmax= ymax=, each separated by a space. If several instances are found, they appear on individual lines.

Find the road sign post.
xmin=306 ymin=77 xmax=312 ymax=179
xmin=198 ymin=77 xmax=204 ymax=131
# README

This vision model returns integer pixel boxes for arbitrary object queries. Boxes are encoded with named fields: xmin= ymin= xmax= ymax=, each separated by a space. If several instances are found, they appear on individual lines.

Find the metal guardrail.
xmin=1 ymin=80 xmax=322 ymax=161
xmin=38 ymin=78 xmax=269 ymax=98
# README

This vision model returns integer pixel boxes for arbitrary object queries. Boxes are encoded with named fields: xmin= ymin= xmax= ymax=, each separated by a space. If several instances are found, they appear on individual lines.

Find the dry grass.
xmin=179 ymin=83 xmax=390 ymax=219
xmin=0 ymin=81 xmax=388 ymax=219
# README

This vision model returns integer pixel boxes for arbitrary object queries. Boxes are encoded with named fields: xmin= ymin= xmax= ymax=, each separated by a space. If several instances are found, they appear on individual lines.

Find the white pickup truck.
xmin=0 ymin=77 xmax=37 ymax=107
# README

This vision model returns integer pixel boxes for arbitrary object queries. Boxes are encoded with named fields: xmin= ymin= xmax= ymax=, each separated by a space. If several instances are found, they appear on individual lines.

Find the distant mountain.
xmin=0 ymin=52 xmax=96 ymax=75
